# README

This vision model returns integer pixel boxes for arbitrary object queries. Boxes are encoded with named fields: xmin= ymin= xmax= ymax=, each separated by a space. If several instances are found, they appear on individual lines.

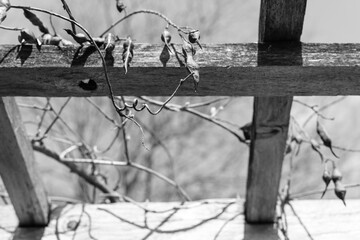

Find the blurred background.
xmin=0 ymin=0 xmax=360 ymax=203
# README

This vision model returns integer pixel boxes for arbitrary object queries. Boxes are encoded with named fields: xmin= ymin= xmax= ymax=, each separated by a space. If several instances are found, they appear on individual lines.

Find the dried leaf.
xmin=116 ymin=0 xmax=126 ymax=13
xmin=0 ymin=0 xmax=10 ymax=8
xmin=0 ymin=0 xmax=10 ymax=24
xmin=0 ymin=6 xmax=6 ymax=23
xmin=159 ymin=45 xmax=170 ymax=67
xmin=185 ymin=56 xmax=199 ymax=92
xmin=23 ymin=9 xmax=49 ymax=34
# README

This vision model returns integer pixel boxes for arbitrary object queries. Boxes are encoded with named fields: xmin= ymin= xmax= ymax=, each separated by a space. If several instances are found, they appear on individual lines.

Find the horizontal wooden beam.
xmin=1 ymin=43 xmax=360 ymax=96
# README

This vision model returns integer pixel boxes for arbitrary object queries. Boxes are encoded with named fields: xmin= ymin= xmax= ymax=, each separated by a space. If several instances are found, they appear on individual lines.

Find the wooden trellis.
xmin=0 ymin=0 xmax=357 ymax=235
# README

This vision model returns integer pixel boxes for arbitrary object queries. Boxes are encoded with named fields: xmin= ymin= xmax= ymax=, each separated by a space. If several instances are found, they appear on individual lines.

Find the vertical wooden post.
xmin=0 ymin=97 xmax=49 ymax=226
xmin=245 ymin=0 xmax=307 ymax=223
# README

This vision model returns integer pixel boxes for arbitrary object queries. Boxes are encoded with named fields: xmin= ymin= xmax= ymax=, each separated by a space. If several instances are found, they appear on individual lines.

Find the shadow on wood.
xmin=12 ymin=227 xmax=45 ymax=240
xmin=244 ymin=224 xmax=278 ymax=240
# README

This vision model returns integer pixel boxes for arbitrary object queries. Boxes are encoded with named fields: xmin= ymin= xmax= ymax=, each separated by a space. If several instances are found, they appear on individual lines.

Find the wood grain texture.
xmin=245 ymin=0 xmax=306 ymax=223
xmin=259 ymin=0 xmax=307 ymax=41
xmin=1 ymin=43 xmax=360 ymax=96
xmin=0 ymin=200 xmax=357 ymax=240
xmin=246 ymin=97 xmax=292 ymax=222
xmin=0 ymin=97 xmax=49 ymax=226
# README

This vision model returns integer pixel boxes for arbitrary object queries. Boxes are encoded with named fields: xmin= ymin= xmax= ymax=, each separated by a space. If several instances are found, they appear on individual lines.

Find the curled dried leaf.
xmin=23 ymin=9 xmax=49 ymax=34
xmin=185 ymin=56 xmax=199 ymax=92
xmin=122 ymin=36 xmax=134 ymax=74
xmin=104 ymin=33 xmax=116 ymax=53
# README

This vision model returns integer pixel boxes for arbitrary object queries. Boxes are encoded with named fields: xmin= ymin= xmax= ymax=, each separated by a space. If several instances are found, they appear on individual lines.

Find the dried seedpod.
xmin=331 ymin=167 xmax=343 ymax=182
xmin=334 ymin=180 xmax=346 ymax=206
xmin=321 ymin=169 xmax=332 ymax=198
xmin=161 ymin=28 xmax=172 ymax=53
xmin=104 ymin=33 xmax=116 ymax=53
xmin=116 ymin=0 xmax=126 ymax=13
xmin=122 ymin=36 xmax=134 ymax=74
xmin=188 ymin=30 xmax=202 ymax=49
xmin=64 ymin=29 xmax=89 ymax=45
xmin=316 ymin=120 xmax=338 ymax=158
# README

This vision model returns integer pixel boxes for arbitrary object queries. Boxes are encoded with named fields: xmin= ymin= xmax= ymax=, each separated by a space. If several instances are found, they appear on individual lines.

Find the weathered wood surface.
xmin=0 ymin=97 xmax=50 ymax=226
xmin=259 ymin=0 xmax=307 ymax=41
xmin=1 ymin=43 xmax=360 ymax=96
xmin=246 ymin=0 xmax=306 ymax=223
xmin=0 ymin=200 xmax=357 ymax=240
xmin=246 ymin=97 xmax=293 ymax=223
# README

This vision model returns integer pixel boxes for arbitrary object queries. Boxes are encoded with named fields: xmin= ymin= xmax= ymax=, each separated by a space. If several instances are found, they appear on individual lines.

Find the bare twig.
xmin=100 ymin=9 xmax=190 ymax=37
xmin=213 ymin=212 xmax=242 ymax=240
xmin=60 ymin=0 xmax=77 ymax=34
xmin=33 ymin=144 xmax=121 ymax=203
xmin=0 ymin=25 xmax=22 ymax=31
xmin=293 ymin=99 xmax=334 ymax=121
xmin=139 ymin=96 xmax=246 ymax=143
xmin=288 ymin=202 xmax=315 ymax=240
xmin=43 ymin=97 xmax=71 ymax=136
xmin=59 ymin=157 xmax=191 ymax=201
xmin=302 ymin=96 xmax=347 ymax=127
xmin=98 ymin=202 xmax=234 ymax=234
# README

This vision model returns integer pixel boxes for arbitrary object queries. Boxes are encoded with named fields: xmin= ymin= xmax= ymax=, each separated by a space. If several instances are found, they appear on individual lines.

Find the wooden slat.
xmin=259 ymin=0 xmax=307 ymax=41
xmin=245 ymin=0 xmax=307 ymax=223
xmin=1 ymin=43 xmax=360 ymax=96
xmin=0 ymin=200 xmax=358 ymax=240
xmin=0 ymin=97 xmax=49 ymax=226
